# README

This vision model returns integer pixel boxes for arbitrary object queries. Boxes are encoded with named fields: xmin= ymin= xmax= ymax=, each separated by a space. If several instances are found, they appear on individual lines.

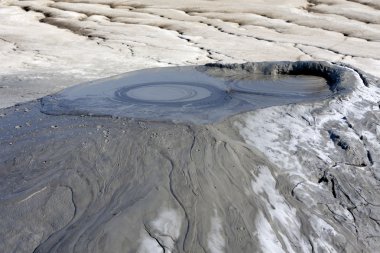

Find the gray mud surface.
xmin=1 ymin=61 xmax=380 ymax=253
xmin=41 ymin=61 xmax=354 ymax=124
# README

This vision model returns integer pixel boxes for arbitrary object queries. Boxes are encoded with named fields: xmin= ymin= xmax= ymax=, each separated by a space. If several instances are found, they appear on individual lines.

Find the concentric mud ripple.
xmin=113 ymin=82 xmax=226 ymax=106
xmin=41 ymin=61 xmax=356 ymax=124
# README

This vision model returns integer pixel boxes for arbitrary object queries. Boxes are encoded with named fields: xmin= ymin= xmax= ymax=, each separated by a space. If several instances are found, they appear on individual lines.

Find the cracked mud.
xmin=1 ymin=0 xmax=380 ymax=109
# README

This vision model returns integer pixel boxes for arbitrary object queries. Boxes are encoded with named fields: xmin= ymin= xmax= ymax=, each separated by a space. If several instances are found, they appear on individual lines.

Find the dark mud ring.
xmin=201 ymin=61 xmax=358 ymax=93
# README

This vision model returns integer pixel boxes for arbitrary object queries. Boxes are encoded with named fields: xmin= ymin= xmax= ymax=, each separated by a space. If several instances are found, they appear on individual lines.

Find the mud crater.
xmin=41 ymin=61 xmax=357 ymax=124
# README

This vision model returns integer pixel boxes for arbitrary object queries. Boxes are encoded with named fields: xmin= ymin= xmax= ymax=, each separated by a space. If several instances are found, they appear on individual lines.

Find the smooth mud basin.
xmin=41 ymin=61 xmax=355 ymax=124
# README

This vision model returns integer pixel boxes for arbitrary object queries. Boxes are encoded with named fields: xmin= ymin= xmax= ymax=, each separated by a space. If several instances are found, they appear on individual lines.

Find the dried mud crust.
xmin=1 ymin=0 xmax=380 ymax=109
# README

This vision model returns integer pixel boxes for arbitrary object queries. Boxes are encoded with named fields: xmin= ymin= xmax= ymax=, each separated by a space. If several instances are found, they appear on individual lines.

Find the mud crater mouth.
xmin=41 ymin=61 xmax=356 ymax=124
xmin=113 ymin=82 xmax=227 ymax=106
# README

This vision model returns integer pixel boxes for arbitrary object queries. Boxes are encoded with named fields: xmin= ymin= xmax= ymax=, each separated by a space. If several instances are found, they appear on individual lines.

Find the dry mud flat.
xmin=1 ymin=61 xmax=380 ymax=253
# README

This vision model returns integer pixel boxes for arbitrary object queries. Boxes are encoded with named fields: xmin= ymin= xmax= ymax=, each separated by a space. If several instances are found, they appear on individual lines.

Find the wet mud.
xmin=1 ymin=61 xmax=379 ymax=253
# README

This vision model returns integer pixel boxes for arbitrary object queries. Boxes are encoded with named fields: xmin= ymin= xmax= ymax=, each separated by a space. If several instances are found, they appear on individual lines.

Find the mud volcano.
xmin=2 ymin=61 xmax=380 ymax=253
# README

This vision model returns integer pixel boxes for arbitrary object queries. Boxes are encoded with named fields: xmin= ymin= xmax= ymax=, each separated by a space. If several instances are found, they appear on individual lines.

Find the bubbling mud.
xmin=41 ymin=61 xmax=355 ymax=124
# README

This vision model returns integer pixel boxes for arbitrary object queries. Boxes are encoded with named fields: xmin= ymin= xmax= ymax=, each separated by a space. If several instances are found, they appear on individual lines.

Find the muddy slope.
xmin=0 ymin=62 xmax=379 ymax=253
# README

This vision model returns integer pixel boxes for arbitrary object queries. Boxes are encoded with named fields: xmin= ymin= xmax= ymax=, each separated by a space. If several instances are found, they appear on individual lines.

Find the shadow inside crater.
xmin=41 ymin=61 xmax=357 ymax=124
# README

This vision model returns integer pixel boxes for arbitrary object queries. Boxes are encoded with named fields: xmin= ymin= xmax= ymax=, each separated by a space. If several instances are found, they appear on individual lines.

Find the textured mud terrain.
xmin=1 ymin=0 xmax=380 ymax=252
xmin=1 ymin=0 xmax=380 ymax=108
xmin=1 ymin=62 xmax=380 ymax=252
